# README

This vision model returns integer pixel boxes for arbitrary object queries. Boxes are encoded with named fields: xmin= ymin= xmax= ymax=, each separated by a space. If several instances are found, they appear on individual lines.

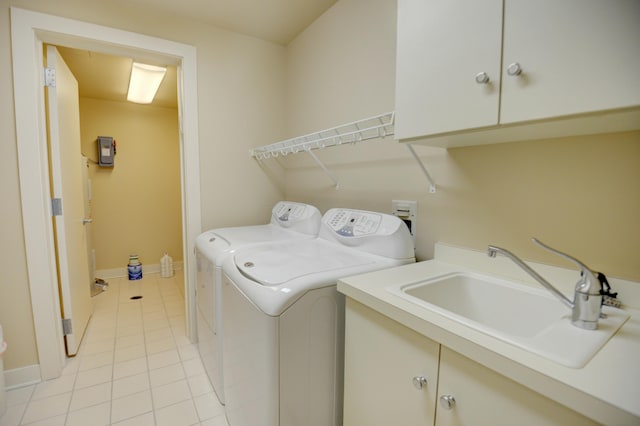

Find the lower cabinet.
xmin=343 ymin=298 xmax=598 ymax=426
xmin=436 ymin=347 xmax=598 ymax=426
xmin=343 ymin=297 xmax=439 ymax=426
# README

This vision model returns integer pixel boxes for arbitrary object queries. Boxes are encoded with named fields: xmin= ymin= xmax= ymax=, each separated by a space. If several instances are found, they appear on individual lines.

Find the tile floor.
xmin=0 ymin=273 xmax=228 ymax=426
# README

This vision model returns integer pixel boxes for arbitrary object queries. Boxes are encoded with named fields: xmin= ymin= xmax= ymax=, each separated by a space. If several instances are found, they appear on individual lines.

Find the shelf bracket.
xmin=406 ymin=144 xmax=436 ymax=193
xmin=307 ymin=149 xmax=340 ymax=190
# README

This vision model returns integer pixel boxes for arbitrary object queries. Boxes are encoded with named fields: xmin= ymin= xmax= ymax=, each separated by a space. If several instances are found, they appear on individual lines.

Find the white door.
xmin=46 ymin=45 xmax=93 ymax=356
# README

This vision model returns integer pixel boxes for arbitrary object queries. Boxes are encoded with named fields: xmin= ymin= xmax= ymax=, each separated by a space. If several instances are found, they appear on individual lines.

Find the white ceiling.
xmin=57 ymin=0 xmax=337 ymax=108
xmin=57 ymin=47 xmax=179 ymax=108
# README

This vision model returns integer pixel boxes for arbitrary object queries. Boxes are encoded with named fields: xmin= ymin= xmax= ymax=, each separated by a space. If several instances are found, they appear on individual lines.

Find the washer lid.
xmin=213 ymin=225 xmax=302 ymax=245
xmin=196 ymin=225 xmax=315 ymax=262
xmin=234 ymin=240 xmax=376 ymax=286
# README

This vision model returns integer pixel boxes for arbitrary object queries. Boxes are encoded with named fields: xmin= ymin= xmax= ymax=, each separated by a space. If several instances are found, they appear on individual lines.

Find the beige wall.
xmin=283 ymin=0 xmax=640 ymax=281
xmin=79 ymin=97 xmax=183 ymax=269
xmin=286 ymin=0 xmax=396 ymax=135
xmin=1 ymin=0 xmax=285 ymax=371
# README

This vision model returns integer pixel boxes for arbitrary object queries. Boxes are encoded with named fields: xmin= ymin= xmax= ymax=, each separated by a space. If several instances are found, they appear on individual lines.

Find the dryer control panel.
xmin=270 ymin=201 xmax=322 ymax=235
xmin=274 ymin=202 xmax=309 ymax=222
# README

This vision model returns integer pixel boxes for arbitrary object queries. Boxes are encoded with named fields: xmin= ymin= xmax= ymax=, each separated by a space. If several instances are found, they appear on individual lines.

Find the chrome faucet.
xmin=487 ymin=238 xmax=602 ymax=330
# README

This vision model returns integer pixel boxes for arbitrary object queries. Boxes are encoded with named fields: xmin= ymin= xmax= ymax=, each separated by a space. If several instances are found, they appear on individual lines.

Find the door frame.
xmin=10 ymin=7 xmax=201 ymax=380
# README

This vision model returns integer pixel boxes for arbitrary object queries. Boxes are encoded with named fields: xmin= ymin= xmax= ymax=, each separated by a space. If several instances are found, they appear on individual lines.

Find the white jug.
xmin=160 ymin=253 xmax=174 ymax=278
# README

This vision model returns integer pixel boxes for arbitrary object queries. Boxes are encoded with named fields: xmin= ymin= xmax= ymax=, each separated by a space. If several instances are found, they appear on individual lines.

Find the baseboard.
xmin=4 ymin=364 xmax=41 ymax=389
xmin=96 ymin=261 xmax=183 ymax=279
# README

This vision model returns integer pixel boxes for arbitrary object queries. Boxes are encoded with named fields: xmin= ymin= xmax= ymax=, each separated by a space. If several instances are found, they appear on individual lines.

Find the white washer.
xmin=196 ymin=201 xmax=322 ymax=405
xmin=221 ymin=208 xmax=415 ymax=426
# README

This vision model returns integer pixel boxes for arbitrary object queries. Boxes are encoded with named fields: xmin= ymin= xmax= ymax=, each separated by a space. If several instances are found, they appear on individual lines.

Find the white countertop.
xmin=337 ymin=243 xmax=640 ymax=425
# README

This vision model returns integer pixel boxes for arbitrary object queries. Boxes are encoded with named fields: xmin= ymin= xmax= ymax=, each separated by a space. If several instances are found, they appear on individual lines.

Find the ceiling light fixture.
xmin=127 ymin=62 xmax=166 ymax=104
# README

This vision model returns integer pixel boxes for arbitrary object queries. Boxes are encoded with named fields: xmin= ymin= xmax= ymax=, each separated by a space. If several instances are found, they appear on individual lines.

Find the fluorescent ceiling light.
xmin=127 ymin=62 xmax=166 ymax=104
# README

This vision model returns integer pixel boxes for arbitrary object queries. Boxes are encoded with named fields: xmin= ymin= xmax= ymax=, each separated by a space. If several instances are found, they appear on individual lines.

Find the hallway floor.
xmin=1 ymin=273 xmax=228 ymax=426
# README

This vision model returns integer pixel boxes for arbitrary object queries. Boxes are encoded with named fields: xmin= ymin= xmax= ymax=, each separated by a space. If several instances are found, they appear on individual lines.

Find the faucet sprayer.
xmin=487 ymin=238 xmax=602 ymax=330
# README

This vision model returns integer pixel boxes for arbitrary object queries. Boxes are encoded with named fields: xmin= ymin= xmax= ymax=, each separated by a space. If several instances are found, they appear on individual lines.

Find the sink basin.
xmin=387 ymin=271 xmax=629 ymax=368
xmin=404 ymin=272 xmax=569 ymax=338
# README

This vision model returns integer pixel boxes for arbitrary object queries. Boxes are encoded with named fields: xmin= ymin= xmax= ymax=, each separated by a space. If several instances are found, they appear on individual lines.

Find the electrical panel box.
xmin=97 ymin=136 xmax=115 ymax=167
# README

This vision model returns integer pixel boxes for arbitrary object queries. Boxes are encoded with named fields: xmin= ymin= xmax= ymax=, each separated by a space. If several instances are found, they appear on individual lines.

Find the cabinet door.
xmin=501 ymin=0 xmax=640 ymax=124
xmin=395 ymin=0 xmax=503 ymax=138
xmin=436 ymin=347 xmax=599 ymax=426
xmin=343 ymin=299 xmax=440 ymax=426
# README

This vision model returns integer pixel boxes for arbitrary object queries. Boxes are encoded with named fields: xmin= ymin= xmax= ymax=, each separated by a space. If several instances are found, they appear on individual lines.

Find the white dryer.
xmin=221 ymin=208 xmax=415 ymax=426
xmin=195 ymin=201 xmax=321 ymax=405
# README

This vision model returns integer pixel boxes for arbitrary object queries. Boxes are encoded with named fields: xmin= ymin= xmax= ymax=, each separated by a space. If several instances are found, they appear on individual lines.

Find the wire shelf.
xmin=250 ymin=111 xmax=435 ymax=192
xmin=250 ymin=112 xmax=395 ymax=160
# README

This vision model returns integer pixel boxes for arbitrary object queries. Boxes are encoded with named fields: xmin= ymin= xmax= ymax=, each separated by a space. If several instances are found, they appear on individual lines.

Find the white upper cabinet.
xmin=501 ymin=0 xmax=640 ymax=123
xmin=395 ymin=0 xmax=640 ymax=146
xmin=395 ymin=0 xmax=503 ymax=137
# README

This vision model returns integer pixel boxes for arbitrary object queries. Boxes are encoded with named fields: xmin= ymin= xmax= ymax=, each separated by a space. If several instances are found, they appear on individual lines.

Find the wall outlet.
xmin=392 ymin=200 xmax=417 ymax=246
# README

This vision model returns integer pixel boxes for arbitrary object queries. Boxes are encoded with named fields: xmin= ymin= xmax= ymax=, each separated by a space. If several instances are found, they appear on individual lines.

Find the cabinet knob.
xmin=507 ymin=62 xmax=522 ymax=76
xmin=412 ymin=376 xmax=428 ymax=390
xmin=439 ymin=394 xmax=456 ymax=410
xmin=475 ymin=72 xmax=490 ymax=84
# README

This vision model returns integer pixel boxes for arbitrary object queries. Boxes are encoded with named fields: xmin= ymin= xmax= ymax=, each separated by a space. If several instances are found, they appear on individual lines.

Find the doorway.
xmin=55 ymin=45 xmax=183 ymax=280
xmin=11 ymin=8 xmax=201 ymax=381
xmin=49 ymin=44 xmax=184 ymax=356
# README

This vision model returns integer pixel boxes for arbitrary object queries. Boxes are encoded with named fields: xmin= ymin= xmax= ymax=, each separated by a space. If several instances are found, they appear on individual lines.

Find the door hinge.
xmin=51 ymin=198 xmax=63 ymax=216
xmin=44 ymin=67 xmax=56 ymax=87
xmin=62 ymin=318 xmax=73 ymax=336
